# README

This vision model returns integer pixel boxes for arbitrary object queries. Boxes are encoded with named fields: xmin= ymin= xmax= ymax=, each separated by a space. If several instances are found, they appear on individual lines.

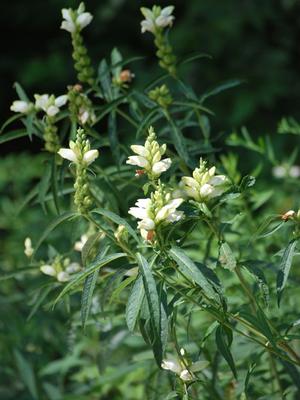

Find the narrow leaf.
xmin=169 ymin=246 xmax=218 ymax=301
xmin=126 ymin=275 xmax=145 ymax=332
xmin=277 ymin=239 xmax=298 ymax=305
xmin=215 ymin=325 xmax=237 ymax=378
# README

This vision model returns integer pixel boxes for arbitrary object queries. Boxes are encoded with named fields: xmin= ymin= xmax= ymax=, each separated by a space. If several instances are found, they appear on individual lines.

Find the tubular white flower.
xmin=127 ymin=127 xmax=171 ymax=178
xmin=74 ymin=234 xmax=88 ymax=252
xmin=152 ymin=158 xmax=171 ymax=175
xmin=83 ymin=149 xmax=99 ymax=165
xmin=57 ymin=148 xmax=78 ymax=163
xmin=161 ymin=357 xmax=182 ymax=375
xmin=24 ymin=237 xmax=34 ymax=257
xmin=128 ymin=190 xmax=184 ymax=240
xmin=10 ymin=100 xmax=32 ymax=114
xmin=76 ymin=12 xmax=93 ymax=30
xmin=179 ymin=369 xmax=193 ymax=382
xmin=126 ymin=156 xmax=149 ymax=168
xmin=57 ymin=271 xmax=71 ymax=282
xmin=40 ymin=264 xmax=56 ymax=277
xmin=182 ymin=159 xmax=228 ymax=202
xmin=55 ymin=95 xmax=68 ymax=107
xmin=61 ymin=5 xmax=93 ymax=33
xmin=35 ymin=93 xmax=67 ymax=116
xmin=65 ymin=262 xmax=81 ymax=274
xmin=155 ymin=6 xmax=175 ymax=28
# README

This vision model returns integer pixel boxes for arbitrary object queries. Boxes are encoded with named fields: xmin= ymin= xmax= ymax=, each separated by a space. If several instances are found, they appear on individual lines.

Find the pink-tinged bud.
xmin=281 ymin=210 xmax=295 ymax=221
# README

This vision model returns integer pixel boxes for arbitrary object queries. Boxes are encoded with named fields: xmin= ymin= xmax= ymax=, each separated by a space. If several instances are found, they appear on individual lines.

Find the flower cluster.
xmin=127 ymin=127 xmax=171 ymax=179
xmin=161 ymin=348 xmax=209 ymax=382
xmin=10 ymin=100 xmax=33 ymax=114
xmin=68 ymin=84 xmax=96 ymax=126
xmin=129 ymin=184 xmax=183 ymax=241
xmin=34 ymin=94 xmax=68 ymax=117
xmin=60 ymin=3 xmax=93 ymax=33
xmin=148 ymin=84 xmax=173 ymax=109
xmin=181 ymin=159 xmax=228 ymax=202
xmin=24 ymin=237 xmax=34 ymax=258
xmin=40 ymin=258 xmax=81 ymax=283
xmin=140 ymin=6 xmax=177 ymax=76
xmin=140 ymin=6 xmax=175 ymax=34
xmin=58 ymin=128 xmax=99 ymax=214
xmin=61 ymin=3 xmax=95 ymax=86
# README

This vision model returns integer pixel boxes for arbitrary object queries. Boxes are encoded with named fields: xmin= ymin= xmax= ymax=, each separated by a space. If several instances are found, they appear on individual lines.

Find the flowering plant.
xmin=2 ymin=2 xmax=300 ymax=399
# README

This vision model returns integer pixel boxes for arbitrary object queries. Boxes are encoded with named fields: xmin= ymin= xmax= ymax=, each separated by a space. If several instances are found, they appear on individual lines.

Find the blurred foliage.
xmin=1 ymin=0 xmax=300 ymax=141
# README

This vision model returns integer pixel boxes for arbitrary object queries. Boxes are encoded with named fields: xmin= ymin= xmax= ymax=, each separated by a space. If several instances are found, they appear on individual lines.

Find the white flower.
xmin=155 ymin=6 xmax=175 ymax=28
xmin=34 ymin=94 xmax=68 ymax=117
xmin=181 ymin=160 xmax=228 ymax=202
xmin=10 ymin=100 xmax=33 ymax=114
xmin=24 ymin=237 xmax=34 ymax=257
xmin=140 ymin=6 xmax=175 ymax=34
xmin=40 ymin=264 xmax=56 ymax=277
xmin=65 ymin=262 xmax=81 ymax=274
xmin=61 ymin=5 xmax=93 ymax=33
xmin=58 ymin=140 xmax=99 ymax=166
xmin=57 ymin=271 xmax=71 ymax=282
xmin=74 ymin=234 xmax=88 ymax=252
xmin=126 ymin=128 xmax=171 ymax=177
xmin=161 ymin=350 xmax=209 ymax=382
xmin=128 ymin=192 xmax=183 ymax=240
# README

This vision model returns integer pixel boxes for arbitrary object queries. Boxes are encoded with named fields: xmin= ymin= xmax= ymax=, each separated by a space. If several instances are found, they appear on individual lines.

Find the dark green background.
xmin=2 ymin=0 xmax=300 ymax=141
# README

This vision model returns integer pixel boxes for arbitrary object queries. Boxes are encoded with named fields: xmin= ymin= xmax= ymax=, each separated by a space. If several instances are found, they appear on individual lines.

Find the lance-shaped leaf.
xmin=277 ymin=239 xmax=298 ymax=306
xmin=136 ymin=253 xmax=163 ymax=365
xmin=53 ymin=253 xmax=126 ymax=306
xmin=126 ymin=275 xmax=145 ymax=332
xmin=215 ymin=325 xmax=237 ymax=378
xmin=169 ymin=246 xmax=218 ymax=301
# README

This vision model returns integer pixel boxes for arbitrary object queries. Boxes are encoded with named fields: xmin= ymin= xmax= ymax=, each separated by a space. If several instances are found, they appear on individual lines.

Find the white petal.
xmin=166 ymin=210 xmax=184 ymax=223
xmin=209 ymin=175 xmax=227 ymax=186
xmin=130 ymin=145 xmax=149 ymax=157
xmin=76 ymin=12 xmax=93 ymax=29
xmin=199 ymin=183 xmax=213 ymax=198
xmin=161 ymin=6 xmax=175 ymax=17
xmin=57 ymin=271 xmax=71 ymax=282
xmin=126 ymin=156 xmax=149 ymax=168
xmin=161 ymin=357 xmax=181 ymax=375
xmin=57 ymin=148 xmax=78 ymax=163
xmin=135 ymin=198 xmax=151 ymax=208
xmin=66 ymin=262 xmax=81 ymax=274
xmin=140 ymin=7 xmax=153 ymax=20
xmin=137 ymin=218 xmax=155 ymax=230
xmin=155 ymin=15 xmax=174 ymax=28
xmin=141 ymin=20 xmax=155 ymax=33
xmin=46 ymin=105 xmax=59 ymax=117
xmin=83 ymin=149 xmax=99 ymax=165
xmin=34 ymin=94 xmax=49 ymax=110
xmin=10 ymin=100 xmax=30 ymax=113
xmin=40 ymin=265 xmax=56 ymax=277
xmin=152 ymin=158 xmax=172 ymax=175
xmin=179 ymin=369 xmax=193 ymax=381
xmin=62 ymin=8 xmax=73 ymax=22
xmin=128 ymin=207 xmax=148 ymax=220
xmin=55 ymin=95 xmax=68 ymax=107
xmin=184 ymin=186 xmax=200 ymax=201
xmin=60 ymin=20 xmax=75 ymax=32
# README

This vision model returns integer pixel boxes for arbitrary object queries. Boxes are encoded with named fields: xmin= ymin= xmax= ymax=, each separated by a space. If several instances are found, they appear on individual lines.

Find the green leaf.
xmin=200 ymin=79 xmax=244 ymax=103
xmin=53 ymin=252 xmax=126 ymax=306
xmin=81 ymin=268 xmax=100 ymax=330
xmin=164 ymin=111 xmax=191 ymax=167
xmin=137 ymin=253 xmax=163 ymax=365
xmin=215 ymin=325 xmax=237 ymax=378
xmin=14 ymin=82 xmax=30 ymax=101
xmin=219 ymin=242 xmax=236 ymax=271
xmin=169 ymin=246 xmax=218 ymax=301
xmin=0 ymin=129 xmax=28 ymax=144
xmin=135 ymin=106 xmax=160 ymax=138
xmin=172 ymin=100 xmax=213 ymax=115
xmin=92 ymin=208 xmax=140 ymax=243
xmin=178 ymin=52 xmax=212 ymax=66
xmin=14 ymin=350 xmax=38 ymax=399
xmin=81 ymin=232 xmax=105 ymax=266
xmin=38 ymin=161 xmax=51 ymax=213
xmin=33 ymin=212 xmax=79 ymax=258
xmin=98 ymin=59 xmax=112 ymax=101
xmin=27 ymin=285 xmax=53 ymax=321
xmin=108 ymin=111 xmax=120 ymax=165
xmin=277 ymin=239 xmax=298 ymax=306
xmin=126 ymin=275 xmax=145 ymax=332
